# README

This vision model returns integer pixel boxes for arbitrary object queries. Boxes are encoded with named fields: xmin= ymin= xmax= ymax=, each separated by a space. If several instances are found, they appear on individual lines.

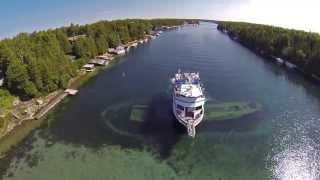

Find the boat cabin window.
xmin=186 ymin=107 xmax=195 ymax=112
xmin=195 ymin=106 xmax=202 ymax=110
xmin=177 ymin=104 xmax=184 ymax=110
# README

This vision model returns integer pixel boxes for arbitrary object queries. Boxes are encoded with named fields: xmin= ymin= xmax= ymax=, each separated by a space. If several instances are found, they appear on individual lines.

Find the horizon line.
xmin=1 ymin=18 xmax=318 ymax=40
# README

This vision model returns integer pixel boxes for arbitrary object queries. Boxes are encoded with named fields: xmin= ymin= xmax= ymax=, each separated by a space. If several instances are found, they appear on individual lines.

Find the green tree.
xmin=0 ymin=18 xmax=187 ymax=98
xmin=6 ymin=57 xmax=36 ymax=97
xmin=0 ymin=42 xmax=16 ymax=73
xmin=55 ymin=30 xmax=72 ymax=54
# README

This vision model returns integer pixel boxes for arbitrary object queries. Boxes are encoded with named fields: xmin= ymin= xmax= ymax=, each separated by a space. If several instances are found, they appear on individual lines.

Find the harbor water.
xmin=1 ymin=22 xmax=320 ymax=180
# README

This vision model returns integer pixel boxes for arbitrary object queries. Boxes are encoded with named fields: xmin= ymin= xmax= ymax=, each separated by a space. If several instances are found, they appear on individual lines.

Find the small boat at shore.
xmin=171 ymin=70 xmax=205 ymax=137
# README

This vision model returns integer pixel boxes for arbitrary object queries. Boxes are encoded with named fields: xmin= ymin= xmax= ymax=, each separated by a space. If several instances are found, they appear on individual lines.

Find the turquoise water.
xmin=1 ymin=23 xmax=320 ymax=179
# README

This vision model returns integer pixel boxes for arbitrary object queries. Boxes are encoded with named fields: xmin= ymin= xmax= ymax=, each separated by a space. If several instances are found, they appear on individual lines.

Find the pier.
xmin=34 ymin=92 xmax=68 ymax=120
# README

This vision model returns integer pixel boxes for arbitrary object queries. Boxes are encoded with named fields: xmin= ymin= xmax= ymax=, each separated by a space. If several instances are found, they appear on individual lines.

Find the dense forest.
xmin=0 ymin=19 xmax=187 ymax=100
xmin=217 ymin=22 xmax=320 ymax=77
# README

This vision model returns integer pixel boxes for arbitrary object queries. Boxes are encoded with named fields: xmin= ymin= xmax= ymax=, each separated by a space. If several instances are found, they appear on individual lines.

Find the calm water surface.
xmin=1 ymin=23 xmax=320 ymax=180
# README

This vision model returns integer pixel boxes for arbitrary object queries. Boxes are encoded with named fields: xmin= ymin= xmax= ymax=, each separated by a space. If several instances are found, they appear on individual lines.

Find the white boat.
xmin=114 ymin=46 xmax=126 ymax=55
xmin=130 ymin=42 xmax=138 ymax=48
xmin=171 ymin=70 xmax=205 ymax=137
xmin=109 ymin=46 xmax=126 ymax=55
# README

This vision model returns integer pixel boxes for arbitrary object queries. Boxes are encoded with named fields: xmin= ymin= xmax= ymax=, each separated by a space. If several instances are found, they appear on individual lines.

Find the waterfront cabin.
xmin=115 ymin=46 xmax=126 ymax=55
xmin=65 ymin=89 xmax=79 ymax=96
xmin=109 ymin=46 xmax=126 ymax=55
xmin=96 ymin=53 xmax=114 ymax=61
xmin=162 ymin=26 xmax=170 ymax=30
xmin=82 ymin=64 xmax=95 ymax=72
xmin=89 ymin=59 xmax=109 ymax=66
xmin=130 ymin=42 xmax=138 ymax=48
xmin=145 ymin=35 xmax=155 ymax=40
xmin=67 ymin=35 xmax=87 ymax=42
xmin=108 ymin=48 xmax=115 ymax=54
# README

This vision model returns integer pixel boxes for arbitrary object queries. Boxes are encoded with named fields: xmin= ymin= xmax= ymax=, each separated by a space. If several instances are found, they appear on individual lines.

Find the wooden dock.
xmin=34 ymin=92 xmax=68 ymax=120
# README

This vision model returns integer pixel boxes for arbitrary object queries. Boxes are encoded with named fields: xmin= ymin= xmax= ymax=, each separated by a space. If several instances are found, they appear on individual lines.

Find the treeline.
xmin=217 ymin=22 xmax=320 ymax=77
xmin=0 ymin=19 xmax=187 ymax=99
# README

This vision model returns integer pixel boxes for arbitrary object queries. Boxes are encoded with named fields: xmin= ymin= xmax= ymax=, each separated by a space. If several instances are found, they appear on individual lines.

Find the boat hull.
xmin=172 ymin=99 xmax=204 ymax=137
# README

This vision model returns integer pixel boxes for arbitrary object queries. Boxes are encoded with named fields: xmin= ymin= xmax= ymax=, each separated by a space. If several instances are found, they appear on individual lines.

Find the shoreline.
xmin=0 ymin=25 xmax=180 ymax=157
xmin=216 ymin=25 xmax=320 ymax=84
xmin=0 ymin=54 xmax=123 ymax=158
xmin=0 ymin=24 xmax=187 ymax=158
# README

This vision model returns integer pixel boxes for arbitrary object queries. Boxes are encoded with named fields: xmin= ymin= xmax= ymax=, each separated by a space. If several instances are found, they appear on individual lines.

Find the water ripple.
xmin=269 ymin=111 xmax=320 ymax=180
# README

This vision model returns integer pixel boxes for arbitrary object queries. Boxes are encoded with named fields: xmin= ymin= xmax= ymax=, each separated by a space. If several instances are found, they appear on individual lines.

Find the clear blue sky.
xmin=0 ymin=0 xmax=319 ymax=38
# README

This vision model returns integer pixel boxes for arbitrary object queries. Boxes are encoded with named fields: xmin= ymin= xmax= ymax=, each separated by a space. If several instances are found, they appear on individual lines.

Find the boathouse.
xmin=89 ymin=59 xmax=109 ymax=66
xmin=67 ymin=35 xmax=87 ymax=42
xmin=82 ymin=64 xmax=95 ymax=72
xmin=108 ymin=46 xmax=126 ymax=55
xmin=65 ymin=89 xmax=79 ymax=96
xmin=130 ymin=42 xmax=138 ymax=48
xmin=108 ymin=48 xmax=115 ymax=53
xmin=96 ymin=53 xmax=114 ymax=61
xmin=114 ymin=46 xmax=126 ymax=55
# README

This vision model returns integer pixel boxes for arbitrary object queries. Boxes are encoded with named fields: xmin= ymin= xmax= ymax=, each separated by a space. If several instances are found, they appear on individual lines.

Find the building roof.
xmin=82 ymin=64 xmax=95 ymax=68
xmin=89 ymin=59 xmax=108 ymax=65
xmin=116 ymin=46 xmax=125 ymax=50
xmin=96 ymin=54 xmax=113 ymax=60
xmin=67 ymin=35 xmax=87 ymax=42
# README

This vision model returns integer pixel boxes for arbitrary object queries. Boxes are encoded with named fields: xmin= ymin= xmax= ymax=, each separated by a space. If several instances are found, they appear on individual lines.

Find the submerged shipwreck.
xmin=101 ymin=72 xmax=262 ymax=138
xmin=102 ymin=100 xmax=261 ymax=139
xmin=171 ymin=71 xmax=205 ymax=137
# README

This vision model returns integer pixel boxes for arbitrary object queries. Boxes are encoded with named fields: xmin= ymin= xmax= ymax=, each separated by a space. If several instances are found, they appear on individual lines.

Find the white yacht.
xmin=171 ymin=70 xmax=205 ymax=137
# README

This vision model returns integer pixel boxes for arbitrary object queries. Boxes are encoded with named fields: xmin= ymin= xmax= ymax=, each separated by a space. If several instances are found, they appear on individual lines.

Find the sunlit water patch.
xmin=268 ymin=110 xmax=320 ymax=180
